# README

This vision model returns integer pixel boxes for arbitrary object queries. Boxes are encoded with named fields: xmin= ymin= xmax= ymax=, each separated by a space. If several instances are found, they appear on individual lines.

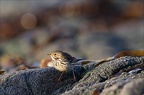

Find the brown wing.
xmin=63 ymin=52 xmax=73 ymax=62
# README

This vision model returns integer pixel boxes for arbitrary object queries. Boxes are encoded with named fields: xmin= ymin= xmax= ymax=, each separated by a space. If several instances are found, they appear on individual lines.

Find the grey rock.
xmin=101 ymin=78 xmax=144 ymax=95
xmin=120 ymin=79 xmax=144 ymax=95
xmin=0 ymin=56 xmax=144 ymax=95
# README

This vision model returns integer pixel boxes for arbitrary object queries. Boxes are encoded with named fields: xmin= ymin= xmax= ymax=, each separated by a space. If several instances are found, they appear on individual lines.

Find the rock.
xmin=62 ymin=56 xmax=144 ymax=95
xmin=0 ymin=68 xmax=81 ymax=95
xmin=101 ymin=78 xmax=144 ymax=95
xmin=120 ymin=79 xmax=144 ymax=95
xmin=0 ymin=56 xmax=144 ymax=95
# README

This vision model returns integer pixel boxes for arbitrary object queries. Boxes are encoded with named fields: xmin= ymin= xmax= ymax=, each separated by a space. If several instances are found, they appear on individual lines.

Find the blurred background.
xmin=0 ymin=0 xmax=144 ymax=71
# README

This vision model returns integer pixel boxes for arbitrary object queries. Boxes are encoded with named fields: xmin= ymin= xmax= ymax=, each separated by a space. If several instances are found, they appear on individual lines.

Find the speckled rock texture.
xmin=0 ymin=56 xmax=144 ymax=95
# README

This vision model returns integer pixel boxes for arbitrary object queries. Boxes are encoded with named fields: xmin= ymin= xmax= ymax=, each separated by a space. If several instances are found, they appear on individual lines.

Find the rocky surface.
xmin=0 ymin=56 xmax=144 ymax=95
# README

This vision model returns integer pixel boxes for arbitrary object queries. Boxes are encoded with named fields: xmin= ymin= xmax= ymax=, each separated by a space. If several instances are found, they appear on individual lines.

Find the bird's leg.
xmin=72 ymin=70 xmax=77 ymax=81
xmin=57 ymin=72 xmax=64 ymax=82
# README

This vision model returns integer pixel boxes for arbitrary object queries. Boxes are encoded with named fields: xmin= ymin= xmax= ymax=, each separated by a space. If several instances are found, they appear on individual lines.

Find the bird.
xmin=47 ymin=50 xmax=83 ymax=82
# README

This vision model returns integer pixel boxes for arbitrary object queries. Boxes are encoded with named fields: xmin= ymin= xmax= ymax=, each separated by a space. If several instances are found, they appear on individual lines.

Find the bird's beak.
xmin=47 ymin=53 xmax=51 ymax=56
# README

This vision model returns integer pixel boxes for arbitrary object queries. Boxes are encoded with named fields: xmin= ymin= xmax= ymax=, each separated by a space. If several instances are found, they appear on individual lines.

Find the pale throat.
xmin=51 ymin=56 xmax=55 ymax=60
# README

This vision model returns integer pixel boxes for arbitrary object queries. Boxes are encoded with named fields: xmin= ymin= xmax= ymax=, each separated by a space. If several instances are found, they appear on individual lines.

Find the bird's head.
xmin=47 ymin=50 xmax=73 ymax=61
xmin=47 ymin=50 xmax=63 ymax=60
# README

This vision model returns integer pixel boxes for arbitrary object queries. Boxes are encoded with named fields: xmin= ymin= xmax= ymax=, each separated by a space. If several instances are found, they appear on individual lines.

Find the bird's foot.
xmin=56 ymin=78 xmax=61 ymax=83
xmin=73 ymin=76 xmax=77 ymax=81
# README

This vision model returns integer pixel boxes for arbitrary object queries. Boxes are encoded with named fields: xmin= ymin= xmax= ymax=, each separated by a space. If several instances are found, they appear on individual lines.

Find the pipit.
xmin=47 ymin=50 xmax=82 ymax=82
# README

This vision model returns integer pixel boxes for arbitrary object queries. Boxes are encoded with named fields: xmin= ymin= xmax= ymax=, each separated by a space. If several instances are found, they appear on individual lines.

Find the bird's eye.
xmin=54 ymin=54 xmax=56 ymax=55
